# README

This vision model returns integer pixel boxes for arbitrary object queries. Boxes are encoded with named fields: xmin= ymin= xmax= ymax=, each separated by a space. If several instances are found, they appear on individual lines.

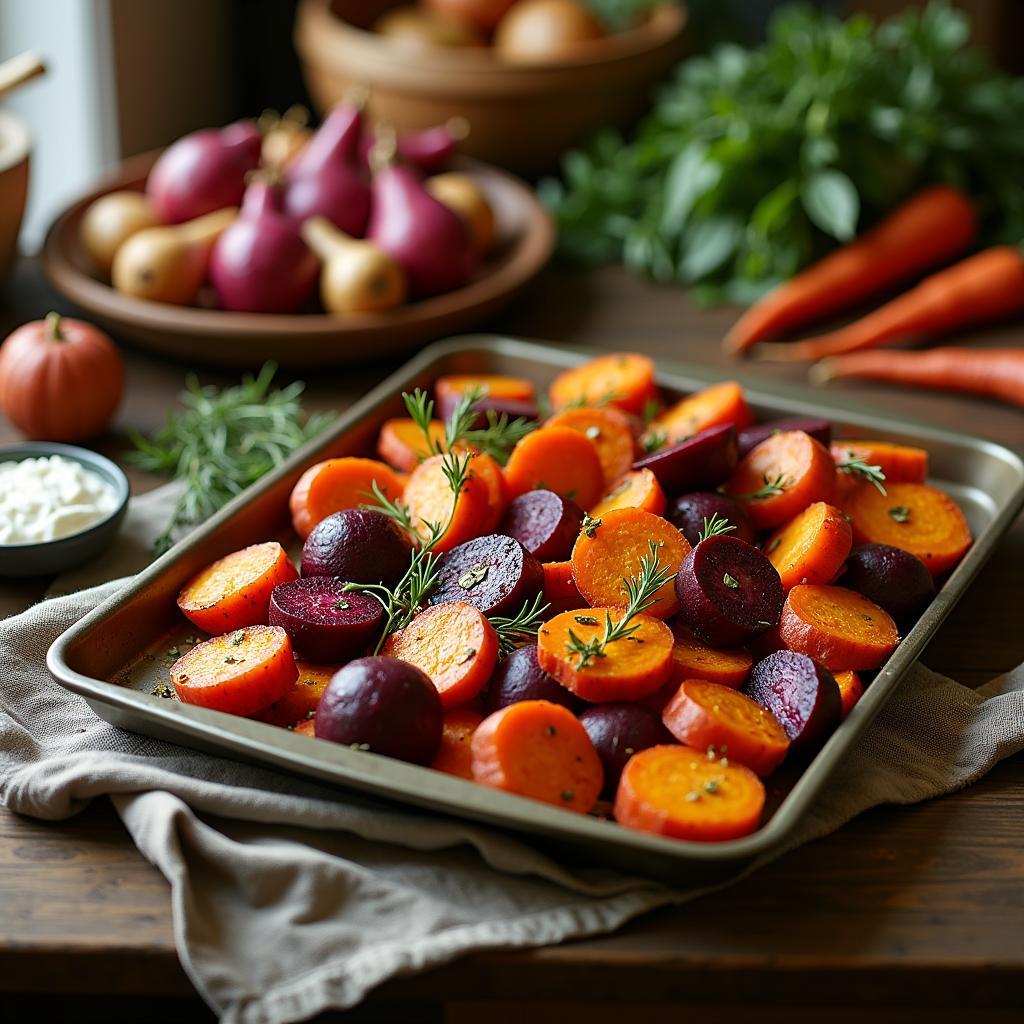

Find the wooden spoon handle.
xmin=0 ymin=51 xmax=46 ymax=99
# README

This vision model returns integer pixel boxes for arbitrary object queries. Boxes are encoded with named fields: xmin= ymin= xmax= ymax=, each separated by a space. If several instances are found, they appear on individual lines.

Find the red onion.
xmin=366 ymin=157 xmax=476 ymax=299
xmin=210 ymin=179 xmax=318 ymax=313
xmin=358 ymin=118 xmax=468 ymax=175
xmin=146 ymin=121 xmax=261 ymax=224
xmin=283 ymin=99 xmax=371 ymax=237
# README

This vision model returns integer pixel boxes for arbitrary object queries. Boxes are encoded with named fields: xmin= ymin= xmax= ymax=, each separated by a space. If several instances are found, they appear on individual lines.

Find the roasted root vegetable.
xmin=642 ymin=381 xmax=752 ymax=448
xmin=724 ymin=185 xmax=977 ymax=354
xmin=634 ymin=424 xmax=739 ymax=496
xmin=377 ymin=417 xmax=448 ymax=472
xmin=763 ymin=501 xmax=852 ymax=591
xmin=830 ymin=439 xmax=928 ymax=487
xmin=177 ymin=541 xmax=298 ymax=634
xmin=170 ymin=625 xmax=298 ymax=716
xmin=546 ymin=405 xmax=638 ymax=485
xmin=503 ymin=425 xmax=604 ymax=509
xmin=841 ymin=543 xmax=935 ymax=624
xmin=579 ymin=703 xmax=674 ymax=795
xmin=402 ymin=452 xmax=492 ymax=551
xmin=435 ymin=373 xmax=535 ymax=424
xmin=289 ymin=457 xmax=405 ymax=540
xmin=843 ymin=481 xmax=972 ymax=575
xmin=500 ymin=489 xmax=584 ymax=562
xmin=778 ymin=584 xmax=899 ymax=672
xmin=301 ymin=508 xmax=413 ymax=587
xmin=669 ymin=623 xmax=753 ymax=689
xmin=834 ymin=670 xmax=864 ymax=720
xmin=541 ymin=559 xmax=582 ymax=614
xmin=590 ymin=468 xmax=667 ymax=518
xmin=548 ymin=352 xmax=656 ymax=415
xmin=661 ymin=679 xmax=791 ymax=777
xmin=431 ymin=708 xmax=484 ymax=779
xmin=471 ymin=700 xmax=604 ymax=814
xmin=258 ymin=660 xmax=336 ymax=728
xmin=614 ymin=745 xmax=766 ymax=842
xmin=486 ymin=644 xmax=582 ymax=714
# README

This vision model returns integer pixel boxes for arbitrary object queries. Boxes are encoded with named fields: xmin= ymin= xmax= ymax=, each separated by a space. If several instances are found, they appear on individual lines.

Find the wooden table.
xmin=1 ymin=260 xmax=1022 ymax=1022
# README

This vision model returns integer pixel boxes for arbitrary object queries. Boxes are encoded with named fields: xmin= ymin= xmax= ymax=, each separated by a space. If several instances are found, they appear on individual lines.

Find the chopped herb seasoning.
xmin=224 ymin=654 xmax=238 ymax=664
xmin=888 ymin=505 xmax=911 ymax=523
xmin=150 ymin=683 xmax=175 ymax=699
xmin=581 ymin=513 xmax=602 ymax=537
xmin=458 ymin=564 xmax=490 ymax=590
xmin=546 ymin=725 xmax=557 ymax=736
xmin=723 ymin=572 xmax=740 ymax=590
xmin=560 ymin=790 xmax=575 ymax=801
xmin=349 ymin=742 xmax=371 ymax=751
xmin=458 ymin=647 xmax=477 ymax=664
xmin=574 ymin=614 xmax=600 ymax=626
xmin=334 ymin=599 xmax=350 ymax=610
xmin=766 ymin=536 xmax=781 ymax=554
xmin=231 ymin=630 xmax=246 ymax=645
xmin=703 ymin=779 xmax=720 ymax=794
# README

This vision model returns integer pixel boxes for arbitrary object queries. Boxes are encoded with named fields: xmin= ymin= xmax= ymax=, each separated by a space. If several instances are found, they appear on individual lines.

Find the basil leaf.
xmin=801 ymin=169 xmax=860 ymax=242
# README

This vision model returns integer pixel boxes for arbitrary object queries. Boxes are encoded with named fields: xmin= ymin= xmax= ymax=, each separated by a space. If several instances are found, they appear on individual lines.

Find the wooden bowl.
xmin=294 ymin=0 xmax=687 ymax=177
xmin=0 ymin=108 xmax=30 ymax=285
xmin=40 ymin=150 xmax=555 ymax=369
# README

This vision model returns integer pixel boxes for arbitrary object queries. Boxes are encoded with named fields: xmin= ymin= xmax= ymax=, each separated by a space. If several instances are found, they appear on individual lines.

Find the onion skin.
xmin=146 ymin=121 xmax=261 ymax=224
xmin=494 ymin=0 xmax=604 ymax=63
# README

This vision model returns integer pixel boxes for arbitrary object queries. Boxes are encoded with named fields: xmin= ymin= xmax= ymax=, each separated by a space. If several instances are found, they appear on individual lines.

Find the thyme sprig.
xmin=490 ymin=592 xmax=551 ymax=657
xmin=563 ymin=541 xmax=674 ymax=670
xmin=737 ymin=471 xmax=792 ymax=502
xmin=129 ymin=363 xmax=334 ymax=556
xmin=835 ymin=451 xmax=888 ymax=495
xmin=698 ymin=512 xmax=736 ymax=543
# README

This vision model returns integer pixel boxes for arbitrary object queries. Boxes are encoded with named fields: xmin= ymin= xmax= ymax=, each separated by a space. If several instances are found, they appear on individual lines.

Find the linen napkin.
xmin=1 ymin=484 xmax=1022 ymax=1024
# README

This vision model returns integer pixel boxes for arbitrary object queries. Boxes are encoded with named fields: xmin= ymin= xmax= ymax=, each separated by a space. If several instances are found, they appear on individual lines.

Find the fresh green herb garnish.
xmin=888 ymin=505 xmax=912 ymax=523
xmin=698 ymin=512 xmax=736 ymax=543
xmin=563 ymin=541 xmax=674 ymax=669
xmin=130 ymin=363 xmax=333 ymax=556
xmin=737 ymin=472 xmax=791 ymax=502
xmin=641 ymin=430 xmax=668 ymax=454
xmin=722 ymin=572 xmax=740 ymax=590
xmin=458 ymin=564 xmax=489 ymax=590
xmin=582 ymin=513 xmax=602 ymax=537
xmin=489 ymin=592 xmax=551 ymax=656
xmin=836 ymin=451 xmax=887 ymax=495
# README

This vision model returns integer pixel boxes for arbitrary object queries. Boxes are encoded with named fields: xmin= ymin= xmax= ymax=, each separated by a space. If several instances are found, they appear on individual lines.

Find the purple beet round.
xmin=579 ymin=703 xmax=674 ymax=795
xmin=427 ymin=534 xmax=543 ymax=617
xmin=841 ymin=543 xmax=935 ymax=624
xmin=744 ymin=650 xmax=841 ymax=751
xmin=670 ymin=491 xmax=757 ymax=547
xmin=302 ymin=508 xmax=412 ymax=587
xmin=675 ymin=535 xmax=784 ymax=647
xmin=737 ymin=418 xmax=832 ymax=458
xmin=486 ymin=645 xmax=581 ymax=714
xmin=269 ymin=577 xmax=382 ymax=663
xmin=633 ymin=424 xmax=738 ymax=496
xmin=315 ymin=656 xmax=442 ymax=765
xmin=499 ymin=490 xmax=584 ymax=562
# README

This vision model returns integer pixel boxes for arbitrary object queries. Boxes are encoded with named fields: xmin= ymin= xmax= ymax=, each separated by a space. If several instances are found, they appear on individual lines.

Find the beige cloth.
xmin=1 ymin=485 xmax=1022 ymax=1024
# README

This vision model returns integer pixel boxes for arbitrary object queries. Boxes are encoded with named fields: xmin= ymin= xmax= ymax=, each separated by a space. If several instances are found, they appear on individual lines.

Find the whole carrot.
xmin=723 ymin=185 xmax=977 ymax=355
xmin=811 ymin=347 xmax=1024 ymax=408
xmin=759 ymin=246 xmax=1024 ymax=363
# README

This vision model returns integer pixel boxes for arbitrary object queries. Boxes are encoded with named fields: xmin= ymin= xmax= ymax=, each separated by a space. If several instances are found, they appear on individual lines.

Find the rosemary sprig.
xmin=563 ymin=541 xmax=674 ymax=669
xmin=462 ymin=410 xmax=537 ymax=465
xmin=363 ymin=480 xmax=417 ymax=535
xmin=698 ymin=512 xmax=736 ymax=543
xmin=129 ymin=363 xmax=333 ymax=556
xmin=640 ymin=430 xmax=668 ymax=454
xmin=490 ymin=593 xmax=550 ymax=656
xmin=562 ymin=389 xmax=625 ymax=410
xmin=835 ymin=450 xmax=887 ymax=495
xmin=737 ymin=471 xmax=792 ymax=502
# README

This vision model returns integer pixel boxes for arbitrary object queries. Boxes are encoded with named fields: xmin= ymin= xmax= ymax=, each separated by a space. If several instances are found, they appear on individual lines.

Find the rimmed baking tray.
xmin=47 ymin=336 xmax=1024 ymax=884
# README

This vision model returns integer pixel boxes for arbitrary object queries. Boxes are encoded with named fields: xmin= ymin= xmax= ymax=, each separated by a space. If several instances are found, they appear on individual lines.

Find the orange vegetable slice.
xmin=669 ymin=623 xmax=752 ymax=689
xmin=377 ymin=418 xmax=447 ymax=472
xmin=589 ymin=468 xmax=666 ymax=518
xmin=542 ymin=559 xmax=582 ymax=614
xmin=834 ymin=670 xmax=864 ymax=719
xmin=763 ymin=501 xmax=853 ymax=590
xmin=177 ymin=541 xmax=298 ymax=634
xmin=548 ymin=352 xmax=657 ymax=416
xmin=289 ymin=457 xmax=405 ymax=539
xmin=258 ymin=660 xmax=336 ymax=727
xmin=431 ymin=708 xmax=484 ymax=779
xmin=402 ymin=453 xmax=492 ymax=552
xmin=436 ymin=373 xmax=535 ymax=410
xmin=642 ymin=380 xmax=753 ymax=448
xmin=503 ymin=425 xmax=604 ymax=509
xmin=546 ymin=405 xmax=638 ymax=485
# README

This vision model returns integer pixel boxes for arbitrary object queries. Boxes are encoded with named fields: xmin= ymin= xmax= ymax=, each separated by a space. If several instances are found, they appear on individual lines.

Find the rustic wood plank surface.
xmin=0 ymin=259 xmax=1021 ymax=1016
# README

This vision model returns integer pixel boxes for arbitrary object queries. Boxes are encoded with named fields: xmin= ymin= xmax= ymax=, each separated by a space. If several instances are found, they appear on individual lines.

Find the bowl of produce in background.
xmin=0 ymin=107 xmax=30 ymax=285
xmin=294 ymin=0 xmax=687 ymax=176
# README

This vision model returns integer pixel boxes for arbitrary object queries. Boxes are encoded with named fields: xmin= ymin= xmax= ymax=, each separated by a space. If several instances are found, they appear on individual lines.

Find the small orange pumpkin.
xmin=0 ymin=312 xmax=124 ymax=441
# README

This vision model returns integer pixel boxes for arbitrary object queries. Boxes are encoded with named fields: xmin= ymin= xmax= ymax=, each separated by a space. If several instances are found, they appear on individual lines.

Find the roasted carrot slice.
xmin=436 ymin=374 xmax=535 ymax=417
xmin=431 ymin=708 xmax=484 ymax=779
xmin=542 ymin=559 xmax=582 ymax=615
xmin=289 ymin=457 xmax=405 ymax=540
xmin=764 ymin=501 xmax=852 ymax=591
xmin=381 ymin=601 xmax=498 ymax=708
xmin=642 ymin=381 xmax=753 ymax=448
xmin=291 ymin=717 xmax=317 ymax=737
xmin=402 ymin=453 xmax=492 ymax=551
xmin=725 ymin=430 xmax=836 ymax=529
xmin=589 ymin=468 xmax=666 ymax=519
xmin=669 ymin=624 xmax=752 ymax=689
xmin=537 ymin=608 xmax=674 ymax=702
xmin=471 ymin=700 xmax=604 ymax=814
xmin=831 ymin=439 xmax=928 ymax=485
xmin=377 ymin=417 xmax=447 ymax=471
xmin=546 ymin=406 xmax=638 ymax=485
xmin=503 ymin=425 xmax=604 ymax=509
xmin=458 ymin=446 xmax=508 ymax=533
xmin=843 ymin=481 xmax=971 ymax=575
xmin=779 ymin=584 xmax=899 ymax=671
xmin=177 ymin=541 xmax=298 ymax=634
xmin=258 ymin=660 xmax=336 ymax=727
xmin=614 ymin=745 xmax=765 ymax=842
xmin=548 ymin=352 xmax=657 ymax=416
xmin=170 ymin=625 xmax=298 ymax=716
xmin=834 ymin=670 xmax=864 ymax=719
xmin=570 ymin=507 xmax=690 ymax=619
xmin=661 ymin=679 xmax=790 ymax=777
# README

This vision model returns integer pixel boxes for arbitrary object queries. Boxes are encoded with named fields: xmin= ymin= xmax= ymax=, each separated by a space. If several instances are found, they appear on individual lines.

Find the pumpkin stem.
xmin=46 ymin=312 xmax=64 ymax=341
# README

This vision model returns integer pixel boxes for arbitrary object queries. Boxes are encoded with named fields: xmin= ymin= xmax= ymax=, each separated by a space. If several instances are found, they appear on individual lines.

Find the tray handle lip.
xmin=44 ymin=333 xmax=1024 ymax=869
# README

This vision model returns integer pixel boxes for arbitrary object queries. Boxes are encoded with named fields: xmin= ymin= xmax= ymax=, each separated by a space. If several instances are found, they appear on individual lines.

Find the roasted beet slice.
xmin=743 ymin=650 xmax=841 ymax=751
xmin=499 ymin=489 xmax=584 ymax=562
xmin=675 ymin=535 xmax=784 ymax=647
xmin=670 ymin=491 xmax=757 ymax=547
xmin=737 ymin=418 xmax=832 ymax=458
xmin=579 ymin=703 xmax=674 ymax=795
xmin=269 ymin=577 xmax=382 ymax=663
xmin=315 ymin=656 xmax=442 ymax=765
xmin=841 ymin=542 xmax=935 ymax=625
xmin=486 ymin=644 xmax=581 ymax=714
xmin=302 ymin=508 xmax=412 ymax=586
xmin=633 ymin=424 xmax=738 ymax=496
xmin=427 ymin=533 xmax=543 ymax=617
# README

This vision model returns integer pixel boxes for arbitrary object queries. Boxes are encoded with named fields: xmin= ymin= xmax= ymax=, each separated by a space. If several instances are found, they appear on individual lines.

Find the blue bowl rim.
xmin=0 ymin=441 xmax=130 ymax=551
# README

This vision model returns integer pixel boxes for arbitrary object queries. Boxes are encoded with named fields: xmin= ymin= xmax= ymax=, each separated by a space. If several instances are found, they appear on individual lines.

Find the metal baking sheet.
xmin=47 ymin=336 xmax=1024 ymax=884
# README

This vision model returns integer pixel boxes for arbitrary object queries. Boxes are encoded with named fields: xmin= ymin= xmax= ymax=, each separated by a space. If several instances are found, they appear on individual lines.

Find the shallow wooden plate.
xmin=41 ymin=151 xmax=555 ymax=368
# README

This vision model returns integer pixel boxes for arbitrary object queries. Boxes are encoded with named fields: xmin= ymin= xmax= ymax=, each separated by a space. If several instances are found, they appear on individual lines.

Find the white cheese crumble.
xmin=0 ymin=454 xmax=119 ymax=545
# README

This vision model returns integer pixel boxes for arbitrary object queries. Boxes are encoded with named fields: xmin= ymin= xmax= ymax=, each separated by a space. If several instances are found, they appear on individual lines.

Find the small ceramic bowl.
xmin=0 ymin=443 xmax=130 ymax=578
